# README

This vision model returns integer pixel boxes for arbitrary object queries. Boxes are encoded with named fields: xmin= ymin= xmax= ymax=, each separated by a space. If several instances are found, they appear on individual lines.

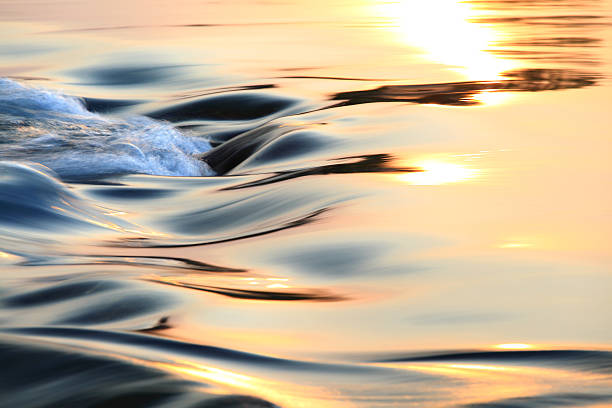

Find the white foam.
xmin=0 ymin=78 xmax=90 ymax=116
xmin=0 ymin=78 xmax=213 ymax=179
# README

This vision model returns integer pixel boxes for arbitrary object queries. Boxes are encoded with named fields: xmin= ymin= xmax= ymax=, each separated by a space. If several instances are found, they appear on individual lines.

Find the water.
xmin=1 ymin=0 xmax=611 ymax=406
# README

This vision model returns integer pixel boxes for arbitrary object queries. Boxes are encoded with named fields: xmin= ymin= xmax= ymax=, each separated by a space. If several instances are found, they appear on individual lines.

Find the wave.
xmin=0 ymin=162 xmax=142 ymax=236
xmin=3 ymin=326 xmax=611 ymax=408
xmin=370 ymin=348 xmax=612 ymax=374
xmin=460 ymin=392 xmax=612 ymax=408
xmin=0 ymin=334 xmax=279 ymax=408
xmin=0 ymin=78 xmax=212 ymax=181
xmin=1 ymin=326 xmax=385 ymax=375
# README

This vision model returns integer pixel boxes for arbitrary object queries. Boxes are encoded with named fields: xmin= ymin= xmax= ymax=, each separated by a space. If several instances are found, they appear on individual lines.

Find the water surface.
xmin=1 ymin=0 xmax=611 ymax=406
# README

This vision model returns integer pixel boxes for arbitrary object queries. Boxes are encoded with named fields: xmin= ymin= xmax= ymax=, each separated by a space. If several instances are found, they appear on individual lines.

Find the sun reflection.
xmin=0 ymin=250 xmax=18 ymax=264
xmin=266 ymin=284 xmax=290 ymax=289
xmin=495 ymin=343 xmax=534 ymax=350
xmin=239 ymin=277 xmax=292 ymax=289
xmin=158 ymin=362 xmax=258 ymax=391
xmin=472 ymin=90 xmax=512 ymax=106
xmin=398 ymin=160 xmax=479 ymax=185
xmin=373 ymin=0 xmax=517 ymax=81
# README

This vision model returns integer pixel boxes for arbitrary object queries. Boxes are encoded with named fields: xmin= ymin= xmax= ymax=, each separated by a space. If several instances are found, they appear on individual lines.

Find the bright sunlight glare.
xmin=495 ymin=343 xmax=534 ymax=350
xmin=400 ymin=160 xmax=480 ymax=185
xmin=373 ymin=0 xmax=517 ymax=80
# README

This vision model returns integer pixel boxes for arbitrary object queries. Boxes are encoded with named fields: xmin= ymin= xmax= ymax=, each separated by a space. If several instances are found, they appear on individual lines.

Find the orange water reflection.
xmin=151 ymin=349 xmax=612 ymax=407
xmin=155 ymin=360 xmax=341 ymax=408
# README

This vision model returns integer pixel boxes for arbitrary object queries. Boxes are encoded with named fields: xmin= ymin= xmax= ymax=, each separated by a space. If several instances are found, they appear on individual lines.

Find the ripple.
xmin=3 ymin=280 xmax=124 ymax=308
xmin=70 ymin=64 xmax=192 ymax=87
xmin=331 ymin=69 xmax=599 ymax=107
xmin=461 ymin=392 xmax=612 ymax=408
xmin=149 ymin=92 xmax=298 ymax=123
xmin=0 ymin=162 xmax=138 ymax=234
xmin=53 ymin=291 xmax=173 ymax=325
xmin=1 ymin=326 xmax=380 ymax=373
xmin=0 ymin=334 xmax=278 ymax=408
xmin=372 ymin=349 xmax=612 ymax=374
xmin=145 ymin=278 xmax=345 ymax=302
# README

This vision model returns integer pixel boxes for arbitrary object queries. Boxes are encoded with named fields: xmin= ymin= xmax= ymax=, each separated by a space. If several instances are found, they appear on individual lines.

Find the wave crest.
xmin=0 ymin=78 xmax=212 ymax=180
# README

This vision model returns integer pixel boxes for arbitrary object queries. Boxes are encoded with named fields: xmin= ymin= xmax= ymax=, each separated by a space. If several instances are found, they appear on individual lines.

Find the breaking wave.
xmin=0 ymin=78 xmax=212 ymax=181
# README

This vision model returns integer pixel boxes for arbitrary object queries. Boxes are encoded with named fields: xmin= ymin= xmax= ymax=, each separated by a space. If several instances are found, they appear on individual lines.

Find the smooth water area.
xmin=1 ymin=1 xmax=611 ymax=406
